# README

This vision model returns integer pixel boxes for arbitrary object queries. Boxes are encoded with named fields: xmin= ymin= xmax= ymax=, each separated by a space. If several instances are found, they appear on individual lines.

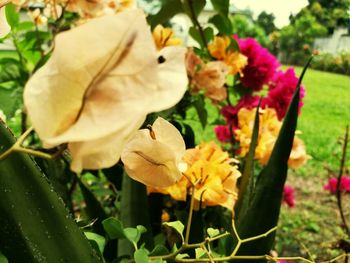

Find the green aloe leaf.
xmin=0 ymin=121 xmax=101 ymax=262
xmin=234 ymin=58 xmax=312 ymax=257
xmin=234 ymin=102 xmax=260 ymax=221
xmin=118 ymin=175 xmax=154 ymax=256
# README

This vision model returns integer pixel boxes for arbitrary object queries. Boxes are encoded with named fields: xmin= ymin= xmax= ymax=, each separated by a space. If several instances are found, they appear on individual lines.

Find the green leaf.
xmin=0 ymin=58 xmax=22 ymax=83
xmin=210 ymin=0 xmax=229 ymax=16
xmin=0 ymin=252 xmax=8 ymax=263
xmin=208 ymin=14 xmax=233 ymax=35
xmin=0 ymin=121 xmax=101 ymax=262
xmin=85 ymin=232 xmax=106 ymax=256
xmin=189 ymin=26 xmax=214 ymax=48
xmin=124 ymin=228 xmax=141 ymax=244
xmin=0 ymin=87 xmax=21 ymax=119
xmin=234 ymin=58 xmax=313 ymax=257
xmin=102 ymin=218 xmax=127 ymax=240
xmin=182 ymin=0 xmax=206 ymax=20
xmin=5 ymin=4 xmax=19 ymax=29
xmin=193 ymin=96 xmax=208 ymax=129
xmin=134 ymin=248 xmax=149 ymax=263
xmin=207 ymin=228 xmax=220 ymax=238
xmin=195 ymin=248 xmax=206 ymax=259
xmin=148 ymin=0 xmax=183 ymax=29
xmin=148 ymin=245 xmax=169 ymax=257
xmin=162 ymin=221 xmax=185 ymax=242
xmin=234 ymin=103 xmax=260 ymax=219
xmin=78 ymin=176 xmax=107 ymax=235
xmin=118 ymin=175 xmax=154 ymax=256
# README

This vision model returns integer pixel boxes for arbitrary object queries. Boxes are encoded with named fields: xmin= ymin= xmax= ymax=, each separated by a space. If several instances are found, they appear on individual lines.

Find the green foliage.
xmin=256 ymin=11 xmax=276 ymax=35
xmin=5 ymin=4 xmax=19 ymax=29
xmin=311 ymin=52 xmax=350 ymax=75
xmin=233 ymin=59 xmax=312 ymax=257
xmin=210 ymin=0 xmax=229 ymax=16
xmin=279 ymin=14 xmax=327 ymax=64
xmin=230 ymin=14 xmax=269 ymax=47
xmin=118 ymin=175 xmax=154 ymax=255
xmin=293 ymin=0 xmax=350 ymax=33
xmin=78 ymin=176 xmax=108 ymax=235
xmin=0 ymin=121 xmax=101 ymax=262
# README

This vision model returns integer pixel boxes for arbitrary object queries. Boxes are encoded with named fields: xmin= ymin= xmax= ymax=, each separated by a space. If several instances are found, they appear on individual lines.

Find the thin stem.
xmin=185 ymin=0 xmax=208 ymax=51
xmin=336 ymin=125 xmax=350 ymax=237
xmin=185 ymin=183 xmax=196 ymax=245
xmin=0 ymin=127 xmax=65 ymax=161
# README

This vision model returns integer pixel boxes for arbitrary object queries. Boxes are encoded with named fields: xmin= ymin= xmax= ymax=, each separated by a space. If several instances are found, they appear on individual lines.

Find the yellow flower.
xmin=224 ymin=52 xmax=248 ymax=76
xmin=148 ymin=142 xmax=241 ymax=212
xmin=24 ymin=9 xmax=188 ymax=172
xmin=235 ymin=107 xmax=310 ymax=168
xmin=152 ymin=25 xmax=182 ymax=50
xmin=208 ymin=36 xmax=248 ymax=76
xmin=288 ymin=137 xmax=311 ymax=169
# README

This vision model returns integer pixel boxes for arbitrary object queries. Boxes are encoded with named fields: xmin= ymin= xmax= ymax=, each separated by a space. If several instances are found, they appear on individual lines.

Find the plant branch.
xmin=185 ymin=0 xmax=208 ymax=51
xmin=0 ymin=127 xmax=65 ymax=161
xmin=336 ymin=125 xmax=350 ymax=237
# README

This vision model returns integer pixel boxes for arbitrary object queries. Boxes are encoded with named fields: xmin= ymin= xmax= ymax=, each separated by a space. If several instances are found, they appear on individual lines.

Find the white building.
xmin=314 ymin=27 xmax=350 ymax=54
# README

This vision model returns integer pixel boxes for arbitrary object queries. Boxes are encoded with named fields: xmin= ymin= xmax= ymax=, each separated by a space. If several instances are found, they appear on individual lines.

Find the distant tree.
xmin=293 ymin=0 xmax=350 ymax=33
xmin=256 ymin=11 xmax=276 ymax=34
xmin=279 ymin=14 xmax=327 ymax=64
xmin=230 ymin=14 xmax=269 ymax=47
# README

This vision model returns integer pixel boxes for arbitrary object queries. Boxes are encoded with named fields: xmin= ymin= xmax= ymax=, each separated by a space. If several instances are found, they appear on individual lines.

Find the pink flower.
xmin=279 ymin=260 xmax=293 ymax=263
xmin=324 ymin=177 xmax=350 ymax=194
xmin=221 ymin=95 xmax=260 ymax=126
xmin=236 ymin=37 xmax=279 ymax=91
xmin=263 ymin=68 xmax=305 ymax=120
xmin=283 ymin=185 xmax=295 ymax=208
xmin=214 ymin=125 xmax=232 ymax=142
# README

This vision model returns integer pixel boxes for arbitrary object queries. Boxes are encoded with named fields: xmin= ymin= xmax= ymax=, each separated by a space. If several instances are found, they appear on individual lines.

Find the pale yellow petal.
xmin=152 ymin=117 xmax=186 ymax=162
xmin=0 ymin=7 xmax=10 ymax=38
xmin=69 ymin=115 xmax=145 ymax=172
xmin=121 ymin=133 xmax=181 ymax=187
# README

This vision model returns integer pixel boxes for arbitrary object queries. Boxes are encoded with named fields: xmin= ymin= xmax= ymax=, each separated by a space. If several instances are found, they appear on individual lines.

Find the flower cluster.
xmin=324 ymin=177 xmax=350 ymax=194
xmin=283 ymin=185 xmax=296 ymax=208
xmin=235 ymin=36 xmax=279 ymax=91
xmin=11 ymin=0 xmax=134 ymax=22
xmin=234 ymin=107 xmax=310 ymax=168
xmin=148 ymin=141 xmax=241 ymax=211
xmin=209 ymin=36 xmax=308 ymax=168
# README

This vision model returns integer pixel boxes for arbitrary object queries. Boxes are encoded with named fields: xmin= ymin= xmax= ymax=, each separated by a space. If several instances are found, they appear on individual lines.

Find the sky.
xmin=231 ymin=0 xmax=309 ymax=28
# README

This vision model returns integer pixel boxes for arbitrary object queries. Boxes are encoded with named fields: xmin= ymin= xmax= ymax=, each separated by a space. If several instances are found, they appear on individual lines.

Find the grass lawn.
xmin=277 ymin=67 xmax=350 ymax=259
xmin=187 ymin=66 xmax=350 ymax=259
xmin=292 ymin=66 xmax=350 ymax=172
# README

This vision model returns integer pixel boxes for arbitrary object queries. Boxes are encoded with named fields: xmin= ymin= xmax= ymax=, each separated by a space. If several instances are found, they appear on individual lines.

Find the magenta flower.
xmin=279 ymin=260 xmax=293 ymax=263
xmin=236 ymin=37 xmax=279 ymax=91
xmin=221 ymin=95 xmax=260 ymax=126
xmin=263 ymin=68 xmax=305 ymax=120
xmin=214 ymin=125 xmax=232 ymax=142
xmin=324 ymin=177 xmax=350 ymax=194
xmin=283 ymin=185 xmax=295 ymax=208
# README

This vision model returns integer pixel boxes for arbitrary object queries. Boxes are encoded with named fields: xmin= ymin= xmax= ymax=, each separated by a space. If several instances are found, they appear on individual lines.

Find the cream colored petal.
xmin=0 ymin=7 xmax=10 ymax=38
xmin=25 ymin=10 xmax=187 ymax=149
xmin=121 ymin=132 xmax=182 ymax=187
xmin=24 ymin=10 xmax=150 ymax=143
xmin=150 ymin=46 xmax=188 ymax=113
xmin=152 ymin=117 xmax=186 ymax=162
xmin=69 ymin=115 xmax=145 ymax=172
